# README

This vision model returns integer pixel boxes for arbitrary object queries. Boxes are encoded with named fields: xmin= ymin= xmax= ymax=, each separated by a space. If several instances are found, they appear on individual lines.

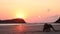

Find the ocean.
xmin=0 ymin=23 xmax=60 ymax=34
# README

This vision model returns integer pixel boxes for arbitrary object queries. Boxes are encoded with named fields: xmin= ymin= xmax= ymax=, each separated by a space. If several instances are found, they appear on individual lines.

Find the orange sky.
xmin=0 ymin=0 xmax=60 ymax=23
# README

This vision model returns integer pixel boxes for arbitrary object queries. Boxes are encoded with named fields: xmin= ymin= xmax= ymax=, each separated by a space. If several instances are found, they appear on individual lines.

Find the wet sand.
xmin=0 ymin=23 xmax=60 ymax=34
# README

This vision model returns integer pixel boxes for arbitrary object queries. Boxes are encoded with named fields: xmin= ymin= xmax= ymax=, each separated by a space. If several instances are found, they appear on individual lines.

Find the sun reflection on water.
xmin=15 ymin=25 xmax=26 ymax=32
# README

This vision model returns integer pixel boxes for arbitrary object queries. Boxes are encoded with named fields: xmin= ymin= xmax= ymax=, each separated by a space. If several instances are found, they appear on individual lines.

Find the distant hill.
xmin=0 ymin=18 xmax=26 ymax=23
xmin=54 ymin=17 xmax=60 ymax=23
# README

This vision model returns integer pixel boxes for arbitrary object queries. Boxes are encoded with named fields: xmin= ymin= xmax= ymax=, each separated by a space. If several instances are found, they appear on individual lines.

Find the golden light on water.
xmin=16 ymin=25 xmax=25 ymax=32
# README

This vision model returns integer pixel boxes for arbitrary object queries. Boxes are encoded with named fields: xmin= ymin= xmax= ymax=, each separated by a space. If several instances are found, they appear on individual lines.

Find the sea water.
xmin=0 ymin=23 xmax=60 ymax=34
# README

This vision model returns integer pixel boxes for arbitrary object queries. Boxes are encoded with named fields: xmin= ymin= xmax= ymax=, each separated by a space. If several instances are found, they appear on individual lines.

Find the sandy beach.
xmin=0 ymin=23 xmax=60 ymax=34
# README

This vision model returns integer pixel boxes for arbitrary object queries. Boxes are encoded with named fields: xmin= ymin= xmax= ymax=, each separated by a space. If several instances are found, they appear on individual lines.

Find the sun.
xmin=38 ymin=16 xmax=41 ymax=18
xmin=15 ymin=13 xmax=25 ymax=19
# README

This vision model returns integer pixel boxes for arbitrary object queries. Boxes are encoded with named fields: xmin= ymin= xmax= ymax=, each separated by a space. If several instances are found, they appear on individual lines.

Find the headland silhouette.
xmin=54 ymin=17 xmax=60 ymax=23
xmin=0 ymin=18 xmax=26 ymax=23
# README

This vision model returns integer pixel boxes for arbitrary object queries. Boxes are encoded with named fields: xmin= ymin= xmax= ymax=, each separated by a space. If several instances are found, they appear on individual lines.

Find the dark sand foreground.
xmin=0 ymin=23 xmax=60 ymax=34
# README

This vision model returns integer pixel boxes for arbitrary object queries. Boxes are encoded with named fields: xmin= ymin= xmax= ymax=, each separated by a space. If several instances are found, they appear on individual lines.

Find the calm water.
xmin=0 ymin=23 xmax=60 ymax=34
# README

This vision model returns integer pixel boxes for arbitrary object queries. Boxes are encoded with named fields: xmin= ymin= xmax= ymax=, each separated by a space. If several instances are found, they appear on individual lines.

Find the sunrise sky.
xmin=0 ymin=0 xmax=60 ymax=23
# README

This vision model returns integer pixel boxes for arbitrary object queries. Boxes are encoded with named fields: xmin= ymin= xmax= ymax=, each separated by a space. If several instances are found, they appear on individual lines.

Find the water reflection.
xmin=0 ymin=25 xmax=27 ymax=34
xmin=0 ymin=24 xmax=60 ymax=34
xmin=15 ymin=25 xmax=26 ymax=32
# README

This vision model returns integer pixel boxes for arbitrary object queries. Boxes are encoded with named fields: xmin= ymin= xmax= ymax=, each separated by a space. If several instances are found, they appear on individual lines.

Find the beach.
xmin=0 ymin=23 xmax=60 ymax=34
